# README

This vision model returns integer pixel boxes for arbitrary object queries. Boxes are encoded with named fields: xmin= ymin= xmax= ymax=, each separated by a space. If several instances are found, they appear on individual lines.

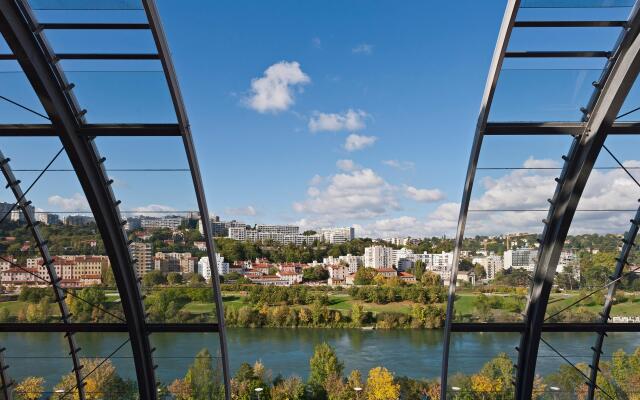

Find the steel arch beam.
xmin=141 ymin=1 xmax=231 ymax=397
xmin=586 ymin=208 xmax=640 ymax=399
xmin=439 ymin=1 xmax=521 ymax=397
xmin=0 ymin=1 xmax=158 ymax=398
xmin=516 ymin=8 xmax=640 ymax=399
xmin=0 ymin=347 xmax=11 ymax=400
xmin=0 ymin=152 xmax=85 ymax=399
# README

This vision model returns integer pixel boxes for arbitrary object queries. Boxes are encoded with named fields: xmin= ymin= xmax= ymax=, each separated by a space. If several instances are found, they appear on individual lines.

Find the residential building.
xmin=256 ymin=224 xmax=299 ymax=235
xmin=472 ymin=254 xmax=504 ymax=280
xmin=198 ymin=253 xmax=229 ymax=281
xmin=130 ymin=242 xmax=153 ymax=277
xmin=322 ymin=254 xmax=363 ymax=273
xmin=125 ymin=217 xmax=142 ymax=230
xmin=64 ymin=215 xmax=95 ymax=226
xmin=364 ymin=245 xmax=393 ymax=269
xmin=9 ymin=203 xmax=35 ymax=224
xmin=376 ymin=267 xmax=398 ymax=279
xmin=248 ymin=275 xmax=289 ymax=286
xmin=228 ymin=225 xmax=318 ymax=245
xmin=504 ymin=247 xmax=537 ymax=272
xmin=328 ymin=264 xmax=349 ymax=285
xmin=392 ymin=247 xmax=416 ymax=271
xmin=398 ymin=272 xmax=417 ymax=283
xmin=36 ymin=212 xmax=60 ymax=225
xmin=154 ymin=252 xmax=197 ymax=274
xmin=320 ymin=227 xmax=355 ymax=244
xmin=277 ymin=270 xmax=303 ymax=285
xmin=140 ymin=216 xmax=183 ymax=230
xmin=1 ymin=255 xmax=109 ymax=287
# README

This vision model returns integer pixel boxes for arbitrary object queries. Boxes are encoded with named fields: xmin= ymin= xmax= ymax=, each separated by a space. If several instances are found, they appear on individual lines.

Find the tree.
xmin=351 ymin=303 xmax=364 ymax=327
xmin=14 ymin=376 xmax=44 ymax=400
xmin=185 ymin=348 xmax=224 ymax=399
xmin=167 ymin=272 xmax=183 ymax=285
xmin=473 ymin=264 xmax=486 ymax=280
xmin=421 ymin=271 xmax=441 ymax=287
xmin=366 ymin=367 xmax=399 ymax=400
xmin=168 ymin=378 xmax=192 ymax=400
xmin=53 ymin=358 xmax=136 ymax=400
xmin=413 ymin=260 xmax=425 ymax=281
xmin=143 ymin=270 xmax=167 ymax=287
xmin=309 ymin=343 xmax=344 ymax=389
xmin=354 ymin=268 xmax=377 ymax=285
xmin=271 ymin=376 xmax=305 ymax=400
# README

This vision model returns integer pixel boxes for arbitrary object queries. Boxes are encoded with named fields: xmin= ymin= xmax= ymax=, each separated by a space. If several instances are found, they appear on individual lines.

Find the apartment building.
xmin=364 ymin=245 xmax=393 ymax=269
xmin=197 ymin=253 xmax=229 ymax=281
xmin=130 ymin=242 xmax=153 ymax=277
xmin=141 ymin=216 xmax=183 ymax=230
xmin=320 ymin=227 xmax=355 ymax=244
xmin=154 ymin=252 xmax=198 ymax=274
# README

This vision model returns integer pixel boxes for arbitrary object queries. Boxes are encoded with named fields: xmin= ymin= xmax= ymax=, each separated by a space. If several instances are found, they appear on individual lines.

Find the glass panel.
xmin=29 ymin=0 xmax=142 ymax=10
xmin=490 ymin=69 xmax=602 ymax=122
xmin=521 ymin=0 xmax=634 ymax=7
xmin=45 ymin=29 xmax=157 ymax=55
xmin=0 ymin=72 xmax=50 ymax=123
xmin=446 ymin=332 xmax=518 ymax=398
xmin=509 ymin=27 xmax=622 ymax=53
xmin=534 ymin=332 xmax=594 ymax=398
xmin=95 ymin=137 xmax=215 ymax=324
xmin=66 ymin=71 xmax=176 ymax=123
xmin=151 ymin=333 xmax=224 ymax=396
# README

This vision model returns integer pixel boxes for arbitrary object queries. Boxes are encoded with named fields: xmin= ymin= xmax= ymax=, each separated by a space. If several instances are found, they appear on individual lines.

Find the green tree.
xmin=309 ymin=343 xmax=344 ymax=391
xmin=143 ymin=270 xmax=167 ymax=287
xmin=185 ymin=348 xmax=224 ymax=400
xmin=354 ymin=268 xmax=377 ymax=285
xmin=413 ymin=260 xmax=425 ymax=281
xmin=167 ymin=272 xmax=183 ymax=285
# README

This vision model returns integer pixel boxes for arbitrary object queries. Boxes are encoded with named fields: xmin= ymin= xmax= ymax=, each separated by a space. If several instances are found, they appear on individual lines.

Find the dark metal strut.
xmin=0 ymin=1 xmax=158 ymax=398
xmin=0 ymin=151 xmax=86 ymax=399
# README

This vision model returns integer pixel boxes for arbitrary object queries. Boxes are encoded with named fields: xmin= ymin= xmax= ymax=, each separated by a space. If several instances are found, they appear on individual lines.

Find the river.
xmin=1 ymin=328 xmax=639 ymax=388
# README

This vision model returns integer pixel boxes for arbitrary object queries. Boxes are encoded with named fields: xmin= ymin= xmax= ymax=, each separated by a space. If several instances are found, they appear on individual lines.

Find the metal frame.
xmin=451 ymin=322 xmax=640 ymax=333
xmin=586 ymin=207 xmax=640 ymax=399
xmin=141 ymin=1 xmax=231 ymax=397
xmin=439 ymin=1 xmax=521 ymax=398
xmin=0 ymin=1 xmax=158 ymax=398
xmin=516 ymin=5 xmax=640 ymax=398
xmin=0 ymin=323 xmax=219 ymax=333
xmin=0 ymin=151 xmax=86 ymax=400
xmin=485 ymin=121 xmax=640 ymax=135
xmin=0 ymin=347 xmax=11 ymax=400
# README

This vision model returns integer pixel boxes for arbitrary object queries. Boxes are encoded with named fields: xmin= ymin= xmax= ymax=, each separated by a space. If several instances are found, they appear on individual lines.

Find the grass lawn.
xmin=182 ymin=302 xmax=215 ymax=314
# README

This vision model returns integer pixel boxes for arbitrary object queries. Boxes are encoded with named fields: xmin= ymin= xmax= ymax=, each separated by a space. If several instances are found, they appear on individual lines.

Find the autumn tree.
xmin=14 ymin=376 xmax=44 ymax=400
xmin=309 ymin=343 xmax=344 ymax=397
xmin=365 ymin=367 xmax=399 ymax=400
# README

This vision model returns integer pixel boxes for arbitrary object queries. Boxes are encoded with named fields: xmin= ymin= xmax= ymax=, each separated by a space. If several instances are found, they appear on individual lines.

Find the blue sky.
xmin=2 ymin=1 xmax=640 ymax=237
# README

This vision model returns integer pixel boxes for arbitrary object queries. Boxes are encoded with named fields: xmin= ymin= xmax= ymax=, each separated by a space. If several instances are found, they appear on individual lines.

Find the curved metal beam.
xmin=0 ymin=152 xmax=85 ymax=399
xmin=141 ymin=1 xmax=231 ymax=397
xmin=0 ymin=1 xmax=158 ymax=398
xmin=439 ymin=1 xmax=521 ymax=397
xmin=516 ymin=9 xmax=640 ymax=399
xmin=586 ymin=207 xmax=640 ymax=399
xmin=0 ymin=347 xmax=13 ymax=400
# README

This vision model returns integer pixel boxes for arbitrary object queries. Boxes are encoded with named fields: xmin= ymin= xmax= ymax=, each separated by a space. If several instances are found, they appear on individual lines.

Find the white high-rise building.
xmin=198 ymin=254 xmax=229 ymax=281
xmin=364 ymin=245 xmax=393 ymax=269
xmin=256 ymin=224 xmax=299 ymax=235
xmin=473 ymin=254 xmax=504 ymax=280
xmin=504 ymin=248 xmax=537 ymax=272
xmin=321 ymin=227 xmax=355 ymax=244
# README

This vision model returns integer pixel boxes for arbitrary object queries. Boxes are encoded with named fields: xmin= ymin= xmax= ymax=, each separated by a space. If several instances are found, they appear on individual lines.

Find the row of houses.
xmin=0 ymin=255 xmax=108 ymax=288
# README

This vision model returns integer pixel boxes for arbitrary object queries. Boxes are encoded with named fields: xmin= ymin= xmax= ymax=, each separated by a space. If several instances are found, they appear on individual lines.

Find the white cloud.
xmin=132 ymin=204 xmax=176 ymax=217
xmin=245 ymin=61 xmax=310 ymax=113
xmin=336 ymin=159 xmax=361 ymax=172
xmin=404 ymin=185 xmax=445 ymax=202
xmin=423 ymin=158 xmax=640 ymax=236
xmin=344 ymin=134 xmax=377 ymax=152
xmin=293 ymin=168 xmax=398 ymax=221
xmin=309 ymin=174 xmax=323 ymax=186
xmin=383 ymin=160 xmax=415 ymax=171
xmin=48 ymin=193 xmax=90 ymax=212
xmin=352 ymin=43 xmax=373 ymax=55
xmin=225 ymin=206 xmax=257 ymax=217
xmin=308 ymin=109 xmax=368 ymax=132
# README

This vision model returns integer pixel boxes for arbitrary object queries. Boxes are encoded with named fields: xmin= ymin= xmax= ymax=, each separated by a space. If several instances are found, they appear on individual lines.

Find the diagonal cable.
xmin=0 ymin=254 xmax=125 ymax=322
xmin=545 ymin=264 xmax=640 ymax=322
xmin=0 ymin=94 xmax=50 ymax=120
xmin=601 ymin=144 xmax=640 ymax=189
xmin=0 ymin=147 xmax=64 ymax=225
xmin=58 ymin=338 xmax=131 ymax=400
xmin=540 ymin=336 xmax=614 ymax=400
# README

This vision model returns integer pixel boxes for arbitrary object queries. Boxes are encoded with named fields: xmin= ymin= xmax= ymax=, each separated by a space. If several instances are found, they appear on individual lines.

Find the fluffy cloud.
xmin=423 ymin=158 xmax=640 ymax=236
xmin=294 ymin=168 xmax=398 ymax=221
xmin=352 ymin=43 xmax=373 ymax=54
xmin=308 ymin=109 xmax=368 ymax=132
xmin=132 ymin=204 xmax=176 ymax=216
xmin=48 ymin=193 xmax=90 ymax=212
xmin=344 ymin=134 xmax=377 ymax=152
xmin=404 ymin=185 xmax=445 ymax=202
xmin=383 ymin=160 xmax=415 ymax=171
xmin=245 ymin=61 xmax=310 ymax=113
xmin=225 ymin=206 xmax=257 ymax=217
xmin=336 ymin=159 xmax=360 ymax=172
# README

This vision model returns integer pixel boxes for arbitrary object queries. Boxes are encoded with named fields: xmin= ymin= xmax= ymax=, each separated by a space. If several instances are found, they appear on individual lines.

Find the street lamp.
xmin=549 ymin=386 xmax=560 ymax=400
xmin=255 ymin=387 xmax=263 ymax=400
xmin=451 ymin=386 xmax=461 ymax=400
xmin=354 ymin=386 xmax=363 ymax=399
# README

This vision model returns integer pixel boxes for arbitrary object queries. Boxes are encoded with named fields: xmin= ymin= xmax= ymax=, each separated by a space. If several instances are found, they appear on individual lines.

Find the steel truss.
xmin=0 ymin=152 xmax=86 ymax=399
xmin=441 ymin=1 xmax=640 ymax=399
xmin=0 ymin=0 xmax=230 ymax=398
